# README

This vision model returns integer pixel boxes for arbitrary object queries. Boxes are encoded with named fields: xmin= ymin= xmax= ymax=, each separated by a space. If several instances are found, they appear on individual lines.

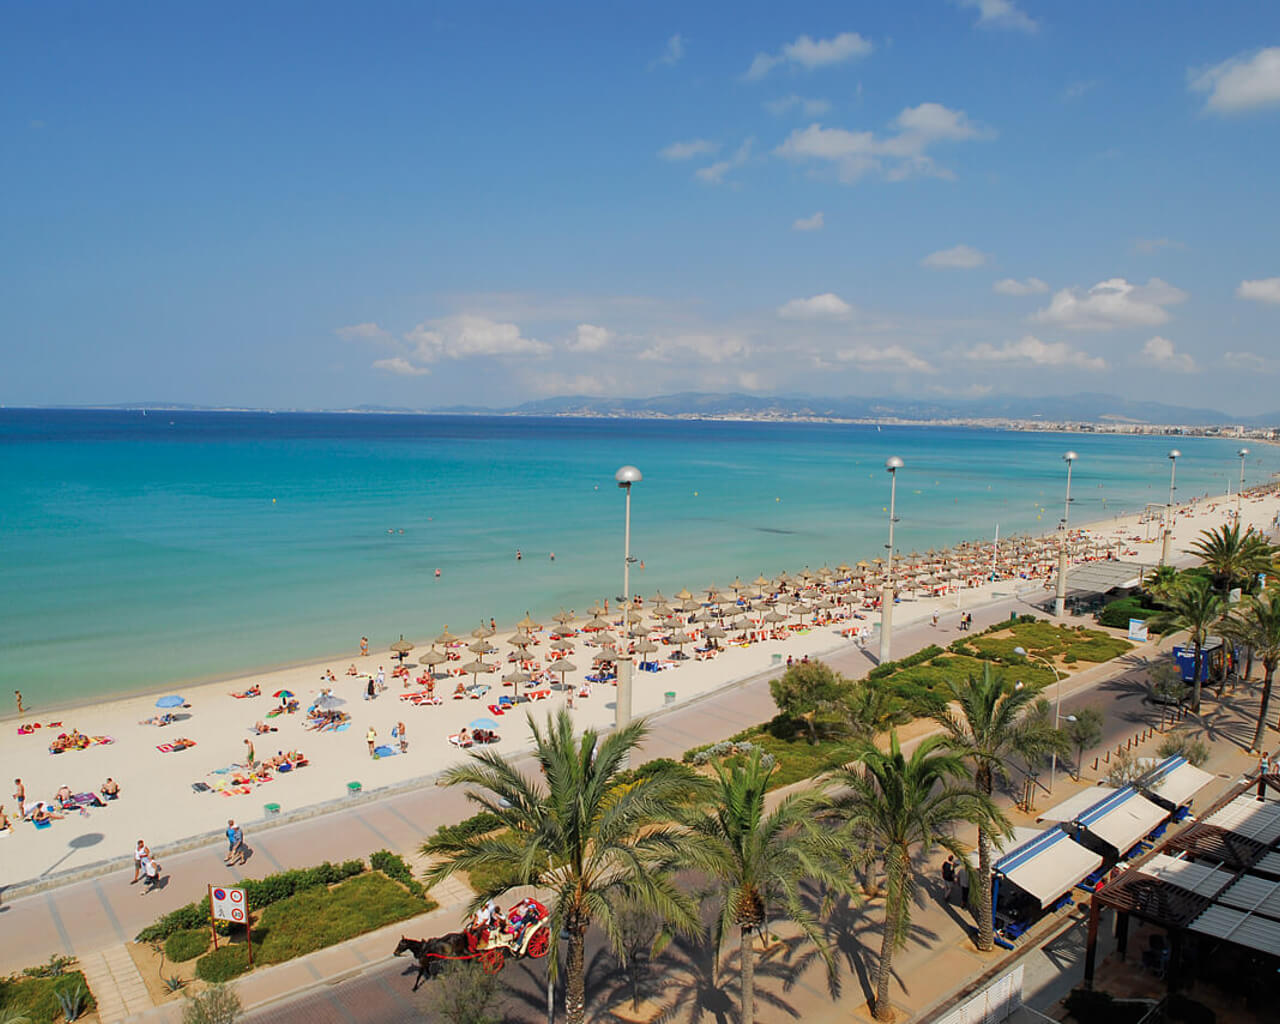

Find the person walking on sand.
xmin=13 ymin=779 xmax=25 ymax=820
xmin=397 ymin=720 xmax=408 ymax=754
xmin=243 ymin=738 xmax=255 ymax=768
xmin=14 ymin=690 xmax=24 ymax=714
xmin=366 ymin=677 xmax=376 ymax=701
xmin=367 ymin=726 xmax=377 ymax=756
xmin=132 ymin=839 xmax=148 ymax=884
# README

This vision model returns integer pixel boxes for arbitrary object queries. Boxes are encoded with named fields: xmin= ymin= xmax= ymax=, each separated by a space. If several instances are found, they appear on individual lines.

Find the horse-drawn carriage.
xmin=395 ymin=898 xmax=550 ymax=989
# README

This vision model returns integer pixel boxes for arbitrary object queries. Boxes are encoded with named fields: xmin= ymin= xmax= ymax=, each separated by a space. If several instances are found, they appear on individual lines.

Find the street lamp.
xmin=879 ymin=456 xmax=904 ymax=664
xmin=1160 ymin=449 xmax=1181 ymax=567
xmin=1237 ymin=448 xmax=1250 ymax=522
xmin=1015 ymin=645 xmax=1070 ymax=792
xmin=614 ymin=465 xmax=642 ymax=731
xmin=1054 ymin=451 xmax=1078 ymax=618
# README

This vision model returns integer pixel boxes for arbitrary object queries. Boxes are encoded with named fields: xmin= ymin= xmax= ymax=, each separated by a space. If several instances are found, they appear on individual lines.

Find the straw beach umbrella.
xmin=433 ymin=627 xmax=459 ymax=646
xmin=632 ymin=637 xmax=658 ymax=665
xmin=418 ymin=649 xmax=447 ymax=677
xmin=501 ymin=668 xmax=530 ymax=699
xmin=551 ymin=660 xmax=577 ymax=689
xmin=390 ymin=634 xmax=414 ymax=664
xmin=460 ymin=660 xmax=496 ymax=688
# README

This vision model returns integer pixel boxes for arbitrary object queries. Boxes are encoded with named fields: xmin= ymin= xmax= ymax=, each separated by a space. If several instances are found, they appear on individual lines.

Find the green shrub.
xmin=0 ymin=971 xmax=95 ymax=1023
xmin=194 ymin=945 xmax=251 ymax=984
xmin=1063 ymin=653 xmax=1078 ymax=664
xmin=137 ymin=860 xmax=366 ymax=942
xmin=867 ymin=644 xmax=945 ymax=680
xmin=181 ymin=983 xmax=242 ymax=1024
xmin=370 ymin=849 xmax=428 ymax=898
xmin=427 ymin=812 xmax=503 ymax=848
xmin=164 ymin=929 xmax=210 ymax=963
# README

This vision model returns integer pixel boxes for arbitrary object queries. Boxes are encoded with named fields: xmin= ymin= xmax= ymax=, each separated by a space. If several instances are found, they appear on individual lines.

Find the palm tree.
xmin=422 ymin=710 xmax=707 ymax=1024
xmin=1144 ymin=564 xmax=1181 ymax=604
xmin=1188 ymin=523 xmax=1274 ymax=599
xmin=932 ymin=666 xmax=1060 ymax=951
xmin=1149 ymin=576 xmax=1225 ymax=712
xmin=842 ymin=680 xmax=913 ymax=741
xmin=1226 ymin=592 xmax=1280 ymax=752
xmin=680 ymin=749 xmax=849 ymax=1024
xmin=823 ymin=733 xmax=1004 ymax=1022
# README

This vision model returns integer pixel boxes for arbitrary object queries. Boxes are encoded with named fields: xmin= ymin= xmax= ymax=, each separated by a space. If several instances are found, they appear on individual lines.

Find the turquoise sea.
xmin=2 ymin=410 xmax=1276 ymax=709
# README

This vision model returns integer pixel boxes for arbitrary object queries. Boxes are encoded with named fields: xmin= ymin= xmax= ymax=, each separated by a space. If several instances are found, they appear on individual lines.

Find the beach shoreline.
xmin=2 ymin=487 xmax=1276 ymax=889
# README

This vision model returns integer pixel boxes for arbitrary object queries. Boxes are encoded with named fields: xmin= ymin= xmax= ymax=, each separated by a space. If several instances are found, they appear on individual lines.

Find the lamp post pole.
xmin=1054 ymin=451 xmax=1078 ymax=618
xmin=1160 ymin=449 xmax=1181 ymax=567
xmin=879 ymin=457 xmax=904 ymax=664
xmin=1016 ymin=646 xmax=1068 ymax=792
xmin=1238 ymin=448 xmax=1250 ymax=522
xmin=614 ymin=466 xmax=642 ymax=732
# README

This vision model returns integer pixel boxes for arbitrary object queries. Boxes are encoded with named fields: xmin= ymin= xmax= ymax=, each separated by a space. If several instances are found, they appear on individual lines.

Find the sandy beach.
xmin=3 ymin=488 xmax=1277 ymax=889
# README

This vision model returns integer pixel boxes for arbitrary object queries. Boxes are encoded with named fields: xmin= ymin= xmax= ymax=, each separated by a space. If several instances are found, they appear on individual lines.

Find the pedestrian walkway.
xmin=79 ymin=945 xmax=152 ymax=1023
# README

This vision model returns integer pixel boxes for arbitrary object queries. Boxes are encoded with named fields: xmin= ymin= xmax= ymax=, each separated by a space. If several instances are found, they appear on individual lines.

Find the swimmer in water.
xmin=549 ymin=552 xmax=555 ymax=561
xmin=516 ymin=549 xmax=522 ymax=561
xmin=434 ymin=568 xmax=441 ymax=578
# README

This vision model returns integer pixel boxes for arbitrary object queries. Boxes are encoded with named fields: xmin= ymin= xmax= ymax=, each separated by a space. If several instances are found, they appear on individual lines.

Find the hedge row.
xmin=370 ymin=849 xmax=426 ymax=898
xmin=867 ymin=644 xmax=946 ymax=680
xmin=136 ymin=859 xmax=366 ymax=942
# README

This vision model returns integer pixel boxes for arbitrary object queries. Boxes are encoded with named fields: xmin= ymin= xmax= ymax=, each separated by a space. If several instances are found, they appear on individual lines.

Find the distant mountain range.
xmin=430 ymin=391 xmax=1280 ymax=426
xmin=67 ymin=392 xmax=1278 ymax=426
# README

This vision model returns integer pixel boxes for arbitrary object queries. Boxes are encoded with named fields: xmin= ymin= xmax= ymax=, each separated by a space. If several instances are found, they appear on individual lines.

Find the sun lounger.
xmin=528 ymin=689 xmax=550 ymax=700
xmin=192 ymin=781 xmax=212 ymax=793
xmin=487 ymin=704 xmax=505 ymax=716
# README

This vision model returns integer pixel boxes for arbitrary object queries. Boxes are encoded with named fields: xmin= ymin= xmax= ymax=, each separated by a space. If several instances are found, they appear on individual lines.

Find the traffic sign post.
xmin=208 ymin=884 xmax=253 ymax=964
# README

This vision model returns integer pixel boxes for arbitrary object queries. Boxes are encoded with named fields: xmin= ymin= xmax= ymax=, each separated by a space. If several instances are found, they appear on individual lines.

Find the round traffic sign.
xmin=230 ymin=889 xmax=244 ymax=904
xmin=231 ymin=908 xmax=244 ymax=922
xmin=213 ymin=888 xmax=227 ymax=901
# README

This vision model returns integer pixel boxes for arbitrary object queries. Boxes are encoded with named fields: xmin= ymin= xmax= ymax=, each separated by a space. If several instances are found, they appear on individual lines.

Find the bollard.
xmin=1093 ymin=757 xmax=1099 ymax=771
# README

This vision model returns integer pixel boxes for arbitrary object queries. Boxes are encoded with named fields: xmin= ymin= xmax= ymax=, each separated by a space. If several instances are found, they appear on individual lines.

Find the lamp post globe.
xmin=879 ymin=457 xmax=904 ymax=664
xmin=615 ymin=465 xmax=642 ymax=487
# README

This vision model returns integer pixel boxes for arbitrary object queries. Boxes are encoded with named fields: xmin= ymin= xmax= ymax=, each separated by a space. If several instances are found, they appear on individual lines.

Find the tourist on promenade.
xmin=942 ymin=855 xmax=956 ymax=900
xmin=225 ymin=819 xmax=246 ymax=866
xmin=141 ymin=853 xmax=162 ymax=894
xmin=931 ymin=610 xmax=939 ymax=628
xmin=132 ymin=839 xmax=149 ymax=884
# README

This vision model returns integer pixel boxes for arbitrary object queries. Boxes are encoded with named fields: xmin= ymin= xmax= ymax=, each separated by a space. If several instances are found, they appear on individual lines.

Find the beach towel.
xmin=156 ymin=740 xmax=196 ymax=753
xmin=373 ymin=745 xmax=396 ymax=757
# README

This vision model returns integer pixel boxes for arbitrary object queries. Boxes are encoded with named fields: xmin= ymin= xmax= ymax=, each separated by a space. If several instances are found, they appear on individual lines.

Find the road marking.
xmin=45 ymin=892 xmax=74 ymax=954
xmin=92 ymin=879 xmax=128 ymax=945
xmin=352 ymin=810 xmax=394 ymax=847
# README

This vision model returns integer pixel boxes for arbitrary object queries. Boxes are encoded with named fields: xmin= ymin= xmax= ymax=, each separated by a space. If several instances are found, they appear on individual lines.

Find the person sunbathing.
xmin=252 ymin=721 xmax=277 ymax=735
xmin=346 ymin=664 xmax=359 ymax=675
xmin=100 ymin=778 xmax=120 ymax=798
xmin=32 ymin=802 xmax=64 ymax=823
xmin=326 ymin=670 xmax=337 ymax=682
xmin=453 ymin=682 xmax=466 ymax=697
xmin=139 ymin=713 xmax=173 ymax=727
xmin=457 ymin=727 xmax=471 ymax=744
xmin=55 ymin=784 xmax=73 ymax=806
xmin=0 ymin=805 xmax=10 ymax=831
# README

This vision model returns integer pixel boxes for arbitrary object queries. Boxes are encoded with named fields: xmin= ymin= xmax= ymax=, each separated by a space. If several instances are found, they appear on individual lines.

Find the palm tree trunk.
xmin=566 ymin=928 xmax=586 ymax=1024
xmin=873 ymin=886 xmax=899 ymax=1021
xmin=1255 ymin=667 xmax=1275 ymax=752
xmin=975 ymin=828 xmax=994 ymax=952
xmin=1191 ymin=642 xmax=1204 ymax=712
xmin=740 ymin=927 xmax=756 ymax=1024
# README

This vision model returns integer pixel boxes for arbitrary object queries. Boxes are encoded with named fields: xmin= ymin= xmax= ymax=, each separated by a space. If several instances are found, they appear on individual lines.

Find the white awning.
xmin=1076 ymin=788 xmax=1169 ymax=854
xmin=1139 ymin=756 xmax=1215 ymax=808
xmin=1204 ymin=796 xmax=1280 ymax=845
xmin=1038 ymin=785 xmax=1115 ymax=824
xmin=995 ymin=826 xmax=1103 ymax=908
xmin=1136 ymin=853 xmax=1234 ymax=897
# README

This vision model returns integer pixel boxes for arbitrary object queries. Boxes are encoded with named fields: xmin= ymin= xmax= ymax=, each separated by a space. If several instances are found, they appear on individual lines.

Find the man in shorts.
xmin=132 ymin=839 xmax=148 ymax=884
xmin=225 ymin=819 xmax=245 ymax=865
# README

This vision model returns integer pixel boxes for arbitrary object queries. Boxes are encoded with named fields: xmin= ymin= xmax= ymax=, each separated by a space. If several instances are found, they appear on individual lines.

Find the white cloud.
xmin=695 ymin=138 xmax=753 ymax=185
xmin=638 ymin=332 xmax=750 ymax=363
xmin=1237 ymin=277 xmax=1280 ymax=304
xmin=1141 ymin=336 xmax=1196 ymax=373
xmin=965 ymin=335 xmax=1107 ymax=371
xmin=777 ymin=292 xmax=853 ymax=319
xmin=836 ymin=344 xmax=935 ymax=373
xmin=566 ymin=323 xmax=613 ymax=352
xmin=774 ymin=102 xmax=992 ymax=183
xmin=956 ymin=0 xmax=1038 ymax=32
xmin=1134 ymin=237 xmax=1186 ymax=254
xmin=336 ymin=322 xmax=390 ymax=342
xmin=792 ymin=211 xmax=825 ymax=232
xmin=746 ymin=32 xmax=872 ymax=80
xmin=650 ymin=33 xmax=685 ymax=69
xmin=372 ymin=356 xmax=430 ymax=377
xmin=659 ymin=138 xmax=718 ymax=161
xmin=993 ymin=277 xmax=1049 ymax=296
xmin=1030 ymin=277 xmax=1187 ymax=331
xmin=1224 ymin=351 xmax=1276 ymax=373
xmin=405 ymin=315 xmax=551 ymax=361
xmin=765 ymin=94 xmax=832 ymax=117
xmin=1190 ymin=47 xmax=1280 ymax=114
xmin=922 ymin=244 xmax=987 ymax=269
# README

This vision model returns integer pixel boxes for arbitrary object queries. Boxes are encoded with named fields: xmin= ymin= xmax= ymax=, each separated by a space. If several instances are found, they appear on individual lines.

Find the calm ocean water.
xmin=2 ymin=409 xmax=1276 ymax=708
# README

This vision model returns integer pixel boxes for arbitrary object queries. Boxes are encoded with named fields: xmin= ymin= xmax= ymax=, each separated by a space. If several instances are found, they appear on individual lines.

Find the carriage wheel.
xmin=480 ymin=948 xmax=505 ymax=974
xmin=525 ymin=928 xmax=550 ymax=959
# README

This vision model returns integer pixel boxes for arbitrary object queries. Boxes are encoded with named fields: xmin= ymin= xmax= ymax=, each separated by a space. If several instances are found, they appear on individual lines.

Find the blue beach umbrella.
xmin=469 ymin=717 xmax=500 ymax=731
xmin=155 ymin=695 xmax=184 ymax=708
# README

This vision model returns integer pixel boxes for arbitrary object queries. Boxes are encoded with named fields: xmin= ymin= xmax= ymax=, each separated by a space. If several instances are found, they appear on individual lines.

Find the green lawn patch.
xmin=0 ymin=970 xmax=96 ymax=1023
xmin=880 ymin=654 xmax=1057 ymax=713
xmin=164 ymin=928 xmax=211 ymax=963
xmin=955 ymin=621 xmax=1131 ymax=665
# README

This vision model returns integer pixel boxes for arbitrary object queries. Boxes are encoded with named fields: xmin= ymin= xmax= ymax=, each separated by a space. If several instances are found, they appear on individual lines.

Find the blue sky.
xmin=4 ymin=1 xmax=1280 ymax=413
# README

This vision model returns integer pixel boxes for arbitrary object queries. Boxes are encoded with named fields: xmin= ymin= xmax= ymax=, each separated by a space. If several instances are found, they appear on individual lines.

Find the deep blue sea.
xmin=3 ymin=409 xmax=1275 ymax=708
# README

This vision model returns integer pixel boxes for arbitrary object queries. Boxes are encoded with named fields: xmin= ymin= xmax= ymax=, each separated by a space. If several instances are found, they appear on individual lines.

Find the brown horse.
xmin=394 ymin=933 xmax=470 ymax=990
